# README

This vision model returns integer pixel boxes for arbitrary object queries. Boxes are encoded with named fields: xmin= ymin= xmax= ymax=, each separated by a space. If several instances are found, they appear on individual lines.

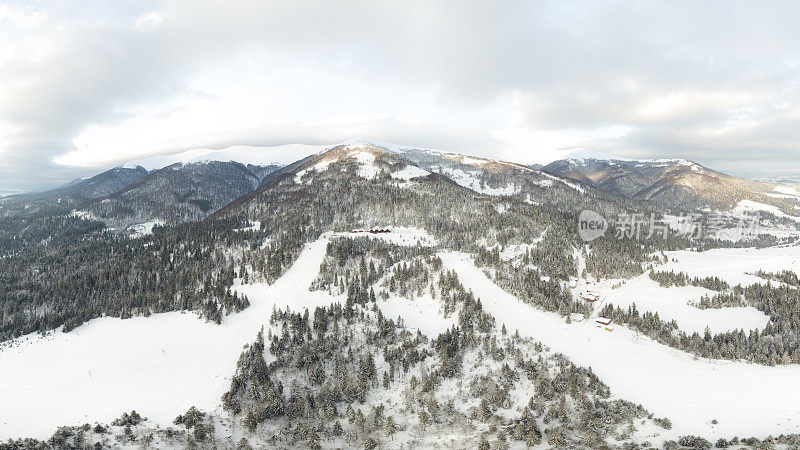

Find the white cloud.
xmin=3 ymin=0 xmax=800 ymax=191
xmin=134 ymin=11 xmax=163 ymax=31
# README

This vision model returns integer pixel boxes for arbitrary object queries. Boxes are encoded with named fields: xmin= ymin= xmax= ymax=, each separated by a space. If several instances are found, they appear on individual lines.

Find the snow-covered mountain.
xmin=79 ymin=160 xmax=281 ymax=226
xmin=5 ymin=139 xmax=800 ymax=448
xmin=0 ymin=166 xmax=149 ymax=217
xmin=543 ymin=151 xmax=792 ymax=212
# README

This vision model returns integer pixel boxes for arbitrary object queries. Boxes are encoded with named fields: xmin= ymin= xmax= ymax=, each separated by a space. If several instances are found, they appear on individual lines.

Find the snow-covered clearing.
xmin=735 ymin=199 xmax=800 ymax=223
xmin=602 ymin=275 xmax=770 ymax=334
xmin=333 ymin=227 xmax=438 ymax=247
xmin=390 ymin=164 xmax=429 ymax=181
xmin=376 ymin=294 xmax=456 ymax=336
xmin=766 ymin=192 xmax=800 ymax=200
xmin=437 ymin=167 xmax=519 ymax=196
xmin=661 ymin=244 xmax=800 ymax=287
xmin=774 ymin=186 xmax=800 ymax=197
xmin=294 ymin=158 xmax=336 ymax=184
xmin=539 ymin=171 xmax=586 ymax=193
xmin=439 ymin=251 xmax=800 ymax=441
xmin=351 ymin=150 xmax=380 ymax=179
xmin=0 ymin=237 xmax=335 ymax=440
xmin=126 ymin=220 xmax=164 ymax=237
xmin=68 ymin=210 xmax=97 ymax=220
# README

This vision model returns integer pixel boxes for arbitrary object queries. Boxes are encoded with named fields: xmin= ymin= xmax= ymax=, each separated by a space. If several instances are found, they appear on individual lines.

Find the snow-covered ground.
xmin=0 ymin=237 xmax=335 ymax=440
xmin=538 ymin=171 xmax=585 ymax=193
xmin=440 ymin=251 xmax=800 ymax=441
xmin=376 ymin=294 xmax=456 ymax=336
xmin=126 ymin=220 xmax=164 ymax=237
xmin=774 ymin=185 xmax=800 ymax=197
xmin=601 ymin=275 xmax=770 ymax=334
xmin=6 ymin=231 xmax=800 ymax=442
xmin=436 ymin=166 xmax=519 ymax=196
xmin=332 ymin=227 xmax=438 ymax=247
xmin=735 ymin=199 xmax=800 ymax=223
xmin=390 ymin=164 xmax=429 ymax=181
xmin=661 ymin=244 xmax=800 ymax=287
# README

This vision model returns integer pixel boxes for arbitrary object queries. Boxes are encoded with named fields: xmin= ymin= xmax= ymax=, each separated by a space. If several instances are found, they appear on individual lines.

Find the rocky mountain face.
xmin=0 ymin=166 xmax=149 ymax=217
xmin=542 ymin=155 xmax=781 ymax=211
xmin=80 ymin=161 xmax=280 ymax=225
xmin=397 ymin=146 xmax=640 ymax=216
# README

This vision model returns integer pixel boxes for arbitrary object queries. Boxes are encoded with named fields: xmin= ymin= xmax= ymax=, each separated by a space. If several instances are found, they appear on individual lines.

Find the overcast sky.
xmin=2 ymin=1 xmax=800 ymax=192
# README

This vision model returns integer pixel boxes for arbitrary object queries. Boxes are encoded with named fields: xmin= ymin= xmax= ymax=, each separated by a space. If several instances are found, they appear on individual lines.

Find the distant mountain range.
xmin=4 ymin=138 xmax=800 ymax=447
xmin=2 ymin=139 xmax=800 ymax=228
xmin=541 ymin=149 xmax=795 ymax=212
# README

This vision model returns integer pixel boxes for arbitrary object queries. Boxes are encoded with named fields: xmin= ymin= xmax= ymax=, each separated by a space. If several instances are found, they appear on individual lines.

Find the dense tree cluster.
xmin=755 ymin=269 xmax=800 ymax=287
xmin=217 ymin=270 xmax=665 ymax=448
xmin=649 ymin=270 xmax=730 ymax=291
xmin=0 ymin=214 xmax=315 ymax=341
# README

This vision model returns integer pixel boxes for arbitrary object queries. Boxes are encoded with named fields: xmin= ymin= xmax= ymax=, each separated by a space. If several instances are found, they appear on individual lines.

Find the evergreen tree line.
xmin=602 ymin=279 xmax=800 ymax=365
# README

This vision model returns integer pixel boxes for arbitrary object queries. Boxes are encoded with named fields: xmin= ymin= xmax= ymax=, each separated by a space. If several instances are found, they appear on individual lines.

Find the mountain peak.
xmin=562 ymin=148 xmax=631 ymax=162
xmin=120 ymin=144 xmax=328 ymax=171
xmin=336 ymin=137 xmax=440 ymax=154
xmin=560 ymin=148 xmax=697 ymax=167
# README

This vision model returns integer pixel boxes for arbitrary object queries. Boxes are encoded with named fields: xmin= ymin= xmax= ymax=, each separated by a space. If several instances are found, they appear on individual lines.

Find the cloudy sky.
xmin=2 ymin=1 xmax=800 ymax=192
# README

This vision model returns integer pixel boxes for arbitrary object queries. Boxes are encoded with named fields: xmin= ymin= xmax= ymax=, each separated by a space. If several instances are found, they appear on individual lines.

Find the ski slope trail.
xmin=0 ymin=237 xmax=331 ymax=440
xmin=439 ymin=251 xmax=800 ymax=441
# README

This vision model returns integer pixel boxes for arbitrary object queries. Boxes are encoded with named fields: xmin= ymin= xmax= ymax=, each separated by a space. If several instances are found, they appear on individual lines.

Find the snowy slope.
xmin=0 ymin=237 xmax=334 ymax=440
xmin=439 ymin=251 xmax=800 ymax=441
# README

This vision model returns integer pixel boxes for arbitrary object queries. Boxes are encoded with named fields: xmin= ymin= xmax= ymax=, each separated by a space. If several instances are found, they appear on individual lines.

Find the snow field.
xmin=5 ymin=233 xmax=800 ymax=442
xmin=332 ymin=227 xmax=438 ymax=247
xmin=735 ymin=199 xmax=800 ymax=223
xmin=0 ymin=237 xmax=334 ymax=439
xmin=661 ymin=244 xmax=800 ymax=287
xmin=600 ymin=275 xmax=770 ymax=334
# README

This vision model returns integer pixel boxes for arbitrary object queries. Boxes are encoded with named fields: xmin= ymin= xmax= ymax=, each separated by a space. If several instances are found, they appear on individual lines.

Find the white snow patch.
xmin=602 ymin=275 xmax=769 ymax=334
xmin=766 ymin=192 xmax=800 ymax=200
xmin=660 ymin=245 xmax=800 ymax=287
xmin=127 ymin=220 xmax=164 ymax=237
xmin=735 ymin=199 xmax=800 ymax=223
xmin=775 ymin=186 xmax=800 ymax=196
xmin=376 ymin=294 xmax=455 ymax=336
xmin=68 ymin=210 xmax=97 ymax=221
xmin=390 ymin=165 xmax=429 ymax=181
xmin=539 ymin=171 xmax=586 ymax=193
xmin=333 ymin=227 xmax=438 ymax=247
xmin=234 ymin=221 xmax=260 ymax=233
xmin=438 ymin=167 xmax=518 ymax=196
xmin=459 ymin=156 xmax=489 ymax=166
xmin=350 ymin=150 xmax=381 ymax=179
